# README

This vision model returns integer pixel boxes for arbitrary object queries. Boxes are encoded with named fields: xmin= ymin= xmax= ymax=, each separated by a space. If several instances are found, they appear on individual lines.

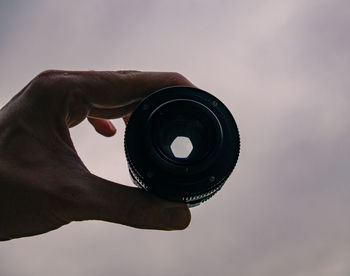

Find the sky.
xmin=0 ymin=0 xmax=350 ymax=275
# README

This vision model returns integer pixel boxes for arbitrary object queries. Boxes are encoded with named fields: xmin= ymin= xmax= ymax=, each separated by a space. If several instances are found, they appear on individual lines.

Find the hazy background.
xmin=1 ymin=0 xmax=350 ymax=275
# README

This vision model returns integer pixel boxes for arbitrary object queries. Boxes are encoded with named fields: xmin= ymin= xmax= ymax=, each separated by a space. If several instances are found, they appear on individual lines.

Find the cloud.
xmin=0 ymin=0 xmax=349 ymax=275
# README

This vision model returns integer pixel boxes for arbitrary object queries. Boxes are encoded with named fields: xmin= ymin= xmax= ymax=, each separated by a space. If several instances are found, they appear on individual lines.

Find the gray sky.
xmin=0 ymin=0 xmax=350 ymax=275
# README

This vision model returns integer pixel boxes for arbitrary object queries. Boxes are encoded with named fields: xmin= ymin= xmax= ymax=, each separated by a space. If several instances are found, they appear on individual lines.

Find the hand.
xmin=0 ymin=70 xmax=193 ymax=241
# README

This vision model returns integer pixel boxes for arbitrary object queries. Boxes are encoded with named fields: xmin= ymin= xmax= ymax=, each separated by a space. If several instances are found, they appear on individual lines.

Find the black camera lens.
xmin=124 ymin=86 xmax=240 ymax=207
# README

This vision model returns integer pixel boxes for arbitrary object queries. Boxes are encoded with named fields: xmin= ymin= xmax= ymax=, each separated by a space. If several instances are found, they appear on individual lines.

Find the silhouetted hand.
xmin=0 ymin=70 xmax=193 ymax=241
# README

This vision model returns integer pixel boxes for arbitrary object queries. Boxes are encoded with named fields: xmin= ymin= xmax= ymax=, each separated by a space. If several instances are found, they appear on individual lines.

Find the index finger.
xmin=36 ymin=70 xmax=196 ymax=109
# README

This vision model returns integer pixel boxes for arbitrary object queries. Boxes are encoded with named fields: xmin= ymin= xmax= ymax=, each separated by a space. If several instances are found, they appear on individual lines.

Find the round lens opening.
xmin=150 ymin=100 xmax=220 ymax=165
xmin=170 ymin=136 xmax=193 ymax=158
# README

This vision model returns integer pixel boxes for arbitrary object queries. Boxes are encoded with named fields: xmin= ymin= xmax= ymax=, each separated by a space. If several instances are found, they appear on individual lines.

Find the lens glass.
xmin=170 ymin=136 xmax=193 ymax=158
xmin=150 ymin=100 xmax=219 ymax=165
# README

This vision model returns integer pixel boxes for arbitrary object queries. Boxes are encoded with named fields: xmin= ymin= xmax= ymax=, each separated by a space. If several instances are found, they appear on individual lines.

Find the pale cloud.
xmin=0 ymin=1 xmax=349 ymax=275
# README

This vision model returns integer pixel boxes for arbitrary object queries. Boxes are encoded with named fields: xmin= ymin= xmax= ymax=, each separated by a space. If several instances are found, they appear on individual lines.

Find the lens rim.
xmin=124 ymin=86 xmax=240 ymax=204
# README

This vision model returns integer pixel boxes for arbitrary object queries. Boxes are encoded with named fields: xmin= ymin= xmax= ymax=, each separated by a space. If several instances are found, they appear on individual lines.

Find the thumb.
xmin=72 ymin=174 xmax=191 ymax=230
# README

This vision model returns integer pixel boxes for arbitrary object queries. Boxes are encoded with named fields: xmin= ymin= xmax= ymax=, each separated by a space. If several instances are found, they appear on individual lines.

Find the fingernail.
xmin=165 ymin=206 xmax=191 ymax=230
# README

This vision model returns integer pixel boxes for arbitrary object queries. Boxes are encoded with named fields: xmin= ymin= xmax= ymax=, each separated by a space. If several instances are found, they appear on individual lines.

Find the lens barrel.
xmin=124 ymin=86 xmax=240 ymax=207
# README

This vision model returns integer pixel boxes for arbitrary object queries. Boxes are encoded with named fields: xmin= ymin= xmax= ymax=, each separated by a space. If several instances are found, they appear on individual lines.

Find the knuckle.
xmin=166 ymin=72 xmax=192 ymax=86
xmin=30 ymin=70 xmax=66 ymax=89
xmin=36 ymin=69 xmax=60 ymax=78
xmin=33 ymin=69 xmax=60 ymax=82
xmin=24 ymin=70 xmax=71 ymax=100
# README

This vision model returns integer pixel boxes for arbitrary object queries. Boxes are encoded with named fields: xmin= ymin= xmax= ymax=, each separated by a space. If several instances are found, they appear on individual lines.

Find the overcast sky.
xmin=1 ymin=0 xmax=350 ymax=275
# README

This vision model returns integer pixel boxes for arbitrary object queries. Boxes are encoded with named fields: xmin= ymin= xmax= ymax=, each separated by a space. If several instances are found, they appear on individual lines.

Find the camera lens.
xmin=124 ymin=86 xmax=240 ymax=207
